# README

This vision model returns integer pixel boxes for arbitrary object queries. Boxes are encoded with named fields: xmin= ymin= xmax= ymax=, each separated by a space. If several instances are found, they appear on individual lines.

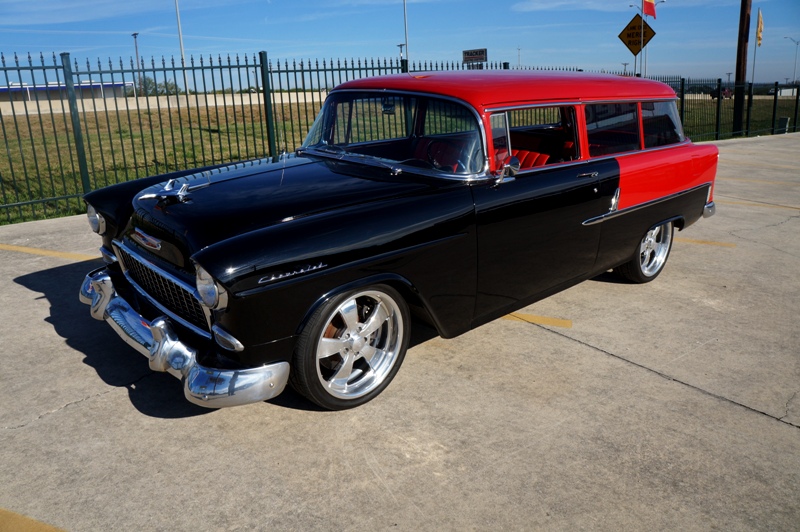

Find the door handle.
xmin=577 ymin=171 xmax=599 ymax=178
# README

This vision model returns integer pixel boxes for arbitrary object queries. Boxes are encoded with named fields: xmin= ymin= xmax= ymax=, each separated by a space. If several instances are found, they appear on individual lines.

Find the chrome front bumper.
xmin=80 ymin=267 xmax=290 ymax=408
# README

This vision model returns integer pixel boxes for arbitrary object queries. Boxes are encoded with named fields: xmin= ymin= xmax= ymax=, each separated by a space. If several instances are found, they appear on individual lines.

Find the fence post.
xmin=770 ymin=81 xmax=779 ymax=135
xmin=258 ymin=51 xmax=278 ymax=159
xmin=714 ymin=78 xmax=722 ymax=140
xmin=679 ymin=78 xmax=686 ymax=126
xmin=60 ymin=52 xmax=92 ymax=195
xmin=745 ymin=83 xmax=753 ymax=136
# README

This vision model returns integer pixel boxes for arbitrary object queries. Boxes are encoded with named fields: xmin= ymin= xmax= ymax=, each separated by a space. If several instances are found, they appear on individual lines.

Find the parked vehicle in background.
xmin=710 ymin=87 xmax=733 ymax=99
xmin=80 ymin=71 xmax=718 ymax=410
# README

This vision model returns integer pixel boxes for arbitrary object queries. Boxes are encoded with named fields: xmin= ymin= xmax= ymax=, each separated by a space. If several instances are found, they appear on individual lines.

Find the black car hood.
xmin=126 ymin=156 xmax=436 ymax=270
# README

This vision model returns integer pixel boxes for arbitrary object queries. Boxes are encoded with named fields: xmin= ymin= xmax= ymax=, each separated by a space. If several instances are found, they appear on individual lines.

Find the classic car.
xmin=80 ymin=71 xmax=718 ymax=410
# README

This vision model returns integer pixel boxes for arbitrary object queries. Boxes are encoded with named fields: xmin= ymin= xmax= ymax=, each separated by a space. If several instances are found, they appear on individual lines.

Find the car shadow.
xmin=589 ymin=270 xmax=629 ymax=284
xmin=16 ymin=260 xmax=211 ymax=419
xmin=16 ymin=260 xmax=446 ymax=416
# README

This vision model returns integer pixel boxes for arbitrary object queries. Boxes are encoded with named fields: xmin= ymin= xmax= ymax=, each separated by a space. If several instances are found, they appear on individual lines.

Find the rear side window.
xmin=585 ymin=103 xmax=639 ymax=156
xmin=642 ymin=101 xmax=685 ymax=148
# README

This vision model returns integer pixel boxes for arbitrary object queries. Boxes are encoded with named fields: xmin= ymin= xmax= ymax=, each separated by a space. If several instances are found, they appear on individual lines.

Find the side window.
xmin=332 ymin=95 xmax=412 ymax=145
xmin=585 ymin=103 xmax=639 ymax=157
xmin=424 ymin=99 xmax=477 ymax=136
xmin=504 ymin=106 xmax=579 ymax=169
xmin=642 ymin=101 xmax=685 ymax=148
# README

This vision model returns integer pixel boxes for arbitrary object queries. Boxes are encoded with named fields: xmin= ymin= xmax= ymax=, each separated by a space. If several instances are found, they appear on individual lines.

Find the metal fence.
xmin=1 ymin=51 xmax=798 ymax=224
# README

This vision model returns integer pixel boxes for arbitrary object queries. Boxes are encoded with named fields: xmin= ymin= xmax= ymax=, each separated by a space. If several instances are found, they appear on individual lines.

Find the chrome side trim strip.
xmin=80 ymin=268 xmax=290 ymax=408
xmin=582 ymin=183 xmax=712 ymax=226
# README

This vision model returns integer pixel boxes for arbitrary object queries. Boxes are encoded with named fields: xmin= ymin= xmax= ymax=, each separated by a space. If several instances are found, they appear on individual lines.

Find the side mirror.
xmin=494 ymin=156 xmax=520 ymax=186
xmin=503 ymin=156 xmax=521 ymax=177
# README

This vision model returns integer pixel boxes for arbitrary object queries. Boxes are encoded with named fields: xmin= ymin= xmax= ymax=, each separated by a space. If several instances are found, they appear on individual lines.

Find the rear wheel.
xmin=290 ymin=285 xmax=409 ymax=410
xmin=616 ymin=221 xmax=674 ymax=283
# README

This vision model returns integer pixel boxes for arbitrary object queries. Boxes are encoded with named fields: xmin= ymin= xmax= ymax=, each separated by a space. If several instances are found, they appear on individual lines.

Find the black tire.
xmin=290 ymin=284 xmax=410 ymax=410
xmin=616 ymin=221 xmax=674 ymax=283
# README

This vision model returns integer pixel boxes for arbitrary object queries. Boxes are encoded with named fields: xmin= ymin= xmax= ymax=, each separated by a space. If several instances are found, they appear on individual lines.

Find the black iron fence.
xmin=1 ymin=51 xmax=798 ymax=224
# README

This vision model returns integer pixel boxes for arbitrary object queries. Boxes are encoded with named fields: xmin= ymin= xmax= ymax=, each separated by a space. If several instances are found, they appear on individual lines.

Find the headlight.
xmin=86 ymin=204 xmax=106 ymax=235
xmin=195 ymin=264 xmax=227 ymax=310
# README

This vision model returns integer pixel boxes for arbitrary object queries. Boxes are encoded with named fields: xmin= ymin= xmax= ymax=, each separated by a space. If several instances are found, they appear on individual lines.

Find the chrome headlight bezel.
xmin=86 ymin=204 xmax=106 ymax=235
xmin=195 ymin=264 xmax=228 ymax=310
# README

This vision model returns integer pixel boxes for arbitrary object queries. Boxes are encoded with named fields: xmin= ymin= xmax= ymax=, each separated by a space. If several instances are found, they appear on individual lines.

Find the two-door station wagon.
xmin=80 ymin=71 xmax=718 ymax=410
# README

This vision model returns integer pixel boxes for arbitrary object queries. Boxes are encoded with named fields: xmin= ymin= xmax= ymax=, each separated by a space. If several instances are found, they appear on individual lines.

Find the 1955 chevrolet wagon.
xmin=80 ymin=71 xmax=718 ymax=410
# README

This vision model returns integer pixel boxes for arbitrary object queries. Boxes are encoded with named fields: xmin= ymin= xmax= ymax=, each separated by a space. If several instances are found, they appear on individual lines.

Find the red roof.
xmin=334 ymin=70 xmax=676 ymax=110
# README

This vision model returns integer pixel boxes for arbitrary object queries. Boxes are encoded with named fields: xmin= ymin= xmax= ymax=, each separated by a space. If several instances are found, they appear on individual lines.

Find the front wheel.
xmin=615 ymin=221 xmax=674 ymax=283
xmin=290 ymin=285 xmax=410 ymax=410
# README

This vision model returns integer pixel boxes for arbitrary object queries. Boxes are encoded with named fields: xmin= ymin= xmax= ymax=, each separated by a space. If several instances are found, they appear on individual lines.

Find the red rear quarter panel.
xmin=616 ymin=142 xmax=718 ymax=210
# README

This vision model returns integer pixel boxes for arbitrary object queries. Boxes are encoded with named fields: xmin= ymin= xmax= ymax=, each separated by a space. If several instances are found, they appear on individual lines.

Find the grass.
xmin=0 ymin=101 xmax=318 ymax=224
xmin=1 ymin=95 xmax=796 ymax=225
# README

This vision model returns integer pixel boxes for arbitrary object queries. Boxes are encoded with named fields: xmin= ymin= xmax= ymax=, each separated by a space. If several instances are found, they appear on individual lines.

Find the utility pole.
xmin=622 ymin=62 xmax=629 ymax=75
xmin=732 ymin=0 xmax=751 ymax=136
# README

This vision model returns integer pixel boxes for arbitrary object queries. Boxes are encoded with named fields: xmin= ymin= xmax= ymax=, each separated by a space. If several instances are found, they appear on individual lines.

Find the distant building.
xmin=0 ymin=80 xmax=134 ymax=102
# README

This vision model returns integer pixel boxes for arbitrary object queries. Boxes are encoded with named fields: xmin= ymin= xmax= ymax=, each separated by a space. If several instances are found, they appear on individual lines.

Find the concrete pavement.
xmin=0 ymin=134 xmax=798 ymax=531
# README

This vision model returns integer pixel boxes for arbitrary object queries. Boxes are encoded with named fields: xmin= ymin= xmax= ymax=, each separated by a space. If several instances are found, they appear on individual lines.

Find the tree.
xmin=126 ymin=76 xmax=184 ymax=97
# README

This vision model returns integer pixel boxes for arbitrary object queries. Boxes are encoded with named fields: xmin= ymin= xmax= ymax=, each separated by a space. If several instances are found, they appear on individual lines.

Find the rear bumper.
xmin=80 ymin=267 xmax=289 ymax=408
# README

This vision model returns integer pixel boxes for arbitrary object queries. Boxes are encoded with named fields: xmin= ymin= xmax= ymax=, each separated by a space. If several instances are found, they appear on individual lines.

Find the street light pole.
xmin=403 ymin=0 xmax=409 ymax=65
xmin=786 ymin=37 xmax=799 ymax=84
xmin=629 ymin=4 xmax=643 ymax=76
xmin=630 ymin=1 xmax=666 ymax=77
xmin=131 ymin=32 xmax=140 ymax=96
xmin=175 ymin=0 xmax=190 ymax=93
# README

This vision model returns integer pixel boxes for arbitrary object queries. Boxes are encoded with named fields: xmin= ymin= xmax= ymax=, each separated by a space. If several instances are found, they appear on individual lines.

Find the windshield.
xmin=301 ymin=91 xmax=486 ymax=176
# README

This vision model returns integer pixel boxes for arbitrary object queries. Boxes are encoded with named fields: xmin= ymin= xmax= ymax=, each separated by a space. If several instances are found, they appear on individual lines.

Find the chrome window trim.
xmin=484 ymin=101 xmax=584 ymax=113
xmin=512 ymin=158 xmax=592 ymax=176
xmin=581 ymin=139 xmax=693 ymax=164
xmin=580 ymin=97 xmax=679 ymax=106
xmin=306 ymin=88 xmax=490 ymax=182
xmin=113 ymin=239 xmax=212 ymax=339
xmin=582 ymin=182 xmax=713 ymax=226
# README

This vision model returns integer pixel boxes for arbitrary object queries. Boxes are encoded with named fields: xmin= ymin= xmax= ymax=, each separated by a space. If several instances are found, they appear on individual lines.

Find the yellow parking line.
xmin=674 ymin=237 xmax=736 ymax=248
xmin=718 ymin=176 xmax=799 ymax=186
xmin=715 ymin=199 xmax=800 ymax=211
xmin=504 ymin=313 xmax=572 ymax=329
xmin=0 ymin=243 xmax=96 ymax=262
xmin=0 ymin=508 xmax=66 ymax=531
xmin=717 ymin=161 xmax=798 ymax=172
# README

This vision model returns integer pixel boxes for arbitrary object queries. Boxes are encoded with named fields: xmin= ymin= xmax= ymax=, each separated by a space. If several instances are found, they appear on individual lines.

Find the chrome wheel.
xmin=616 ymin=221 xmax=674 ymax=283
xmin=639 ymin=222 xmax=673 ymax=277
xmin=292 ymin=285 xmax=409 ymax=409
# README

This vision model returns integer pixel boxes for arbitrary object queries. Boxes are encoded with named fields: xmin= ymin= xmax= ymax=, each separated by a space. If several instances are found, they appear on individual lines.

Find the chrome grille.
xmin=116 ymin=244 xmax=208 ymax=331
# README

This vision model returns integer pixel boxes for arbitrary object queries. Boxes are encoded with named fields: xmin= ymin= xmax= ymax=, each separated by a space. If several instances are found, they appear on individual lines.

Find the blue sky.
xmin=0 ymin=0 xmax=798 ymax=83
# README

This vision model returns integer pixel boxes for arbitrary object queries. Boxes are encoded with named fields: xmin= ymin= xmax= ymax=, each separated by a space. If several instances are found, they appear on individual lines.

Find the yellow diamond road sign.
xmin=619 ymin=14 xmax=655 ymax=57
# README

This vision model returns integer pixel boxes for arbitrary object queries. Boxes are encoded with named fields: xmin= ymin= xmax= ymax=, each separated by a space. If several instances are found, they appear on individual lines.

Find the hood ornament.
xmin=139 ymin=178 xmax=209 ymax=203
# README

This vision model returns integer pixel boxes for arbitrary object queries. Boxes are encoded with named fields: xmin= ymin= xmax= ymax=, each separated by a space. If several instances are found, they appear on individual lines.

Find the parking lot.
xmin=1 ymin=134 xmax=798 ymax=531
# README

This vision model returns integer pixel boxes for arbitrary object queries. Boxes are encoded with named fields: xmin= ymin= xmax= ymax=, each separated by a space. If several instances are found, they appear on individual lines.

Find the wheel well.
xmin=295 ymin=274 xmax=439 ymax=336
